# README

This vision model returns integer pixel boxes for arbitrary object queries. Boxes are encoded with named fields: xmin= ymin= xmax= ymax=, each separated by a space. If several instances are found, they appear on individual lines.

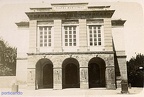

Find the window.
xmin=88 ymin=25 xmax=102 ymax=46
xmin=64 ymin=26 xmax=77 ymax=46
xmin=39 ymin=26 xmax=52 ymax=47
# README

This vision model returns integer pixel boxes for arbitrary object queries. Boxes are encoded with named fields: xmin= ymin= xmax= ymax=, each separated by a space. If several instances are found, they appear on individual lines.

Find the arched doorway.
xmin=36 ymin=58 xmax=53 ymax=89
xmin=88 ymin=57 xmax=106 ymax=88
xmin=62 ymin=58 xmax=80 ymax=88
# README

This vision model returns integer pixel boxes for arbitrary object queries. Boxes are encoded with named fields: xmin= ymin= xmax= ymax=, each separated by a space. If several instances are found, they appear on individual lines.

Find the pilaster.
xmin=53 ymin=67 xmax=62 ymax=90
xmin=54 ymin=20 xmax=62 ymax=52
xmin=104 ymin=18 xmax=113 ymax=51
xmin=79 ymin=19 xmax=88 ymax=51
xmin=105 ymin=55 xmax=116 ymax=89
xmin=27 ymin=68 xmax=35 ymax=90
xmin=29 ymin=20 xmax=37 ymax=53
xmin=80 ymin=67 xmax=89 ymax=89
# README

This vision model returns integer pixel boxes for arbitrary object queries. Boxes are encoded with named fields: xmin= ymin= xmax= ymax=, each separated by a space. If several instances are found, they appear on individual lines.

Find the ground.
xmin=0 ymin=87 xmax=143 ymax=97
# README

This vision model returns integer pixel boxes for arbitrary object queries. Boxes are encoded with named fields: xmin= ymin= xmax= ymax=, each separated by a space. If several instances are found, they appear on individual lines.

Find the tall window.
xmin=88 ymin=25 xmax=102 ymax=46
xmin=39 ymin=26 xmax=52 ymax=47
xmin=64 ymin=26 xmax=77 ymax=46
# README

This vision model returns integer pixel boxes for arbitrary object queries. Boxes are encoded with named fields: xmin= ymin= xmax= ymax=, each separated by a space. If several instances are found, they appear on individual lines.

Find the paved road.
xmin=0 ymin=87 xmax=143 ymax=96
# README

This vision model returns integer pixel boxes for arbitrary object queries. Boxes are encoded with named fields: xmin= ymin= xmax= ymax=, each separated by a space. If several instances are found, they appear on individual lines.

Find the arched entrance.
xmin=36 ymin=58 xmax=53 ymax=89
xmin=62 ymin=58 xmax=80 ymax=88
xmin=88 ymin=57 xmax=106 ymax=88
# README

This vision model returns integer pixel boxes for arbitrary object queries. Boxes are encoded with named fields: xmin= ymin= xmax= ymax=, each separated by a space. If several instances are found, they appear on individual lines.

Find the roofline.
xmin=111 ymin=19 xmax=126 ymax=26
xmin=30 ymin=7 xmax=52 ymax=9
xmin=25 ymin=10 xmax=115 ymax=20
xmin=88 ymin=6 xmax=110 ymax=8
xmin=25 ymin=10 xmax=115 ymax=13
xmin=51 ymin=2 xmax=88 ymax=6
xmin=15 ymin=22 xmax=29 ymax=27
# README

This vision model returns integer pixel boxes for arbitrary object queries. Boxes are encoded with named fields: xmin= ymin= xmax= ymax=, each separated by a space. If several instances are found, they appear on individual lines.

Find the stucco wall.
xmin=0 ymin=76 xmax=16 ymax=88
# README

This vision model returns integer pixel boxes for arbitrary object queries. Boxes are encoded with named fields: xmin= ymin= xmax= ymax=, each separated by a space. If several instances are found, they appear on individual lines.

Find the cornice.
xmin=26 ymin=10 xmax=115 ymax=20
xmin=27 ymin=51 xmax=114 ymax=55
xmin=116 ymin=56 xmax=127 ymax=58
xmin=111 ymin=19 xmax=126 ymax=26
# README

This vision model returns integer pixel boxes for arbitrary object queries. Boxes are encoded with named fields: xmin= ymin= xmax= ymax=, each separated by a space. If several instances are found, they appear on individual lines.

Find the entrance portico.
xmin=29 ymin=52 xmax=116 ymax=90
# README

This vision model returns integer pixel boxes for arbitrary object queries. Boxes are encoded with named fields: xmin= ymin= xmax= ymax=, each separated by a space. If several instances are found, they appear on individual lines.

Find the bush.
xmin=127 ymin=54 xmax=144 ymax=87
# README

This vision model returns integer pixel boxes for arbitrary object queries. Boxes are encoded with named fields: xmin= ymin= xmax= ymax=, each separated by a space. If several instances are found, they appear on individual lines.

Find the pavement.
xmin=0 ymin=87 xmax=143 ymax=97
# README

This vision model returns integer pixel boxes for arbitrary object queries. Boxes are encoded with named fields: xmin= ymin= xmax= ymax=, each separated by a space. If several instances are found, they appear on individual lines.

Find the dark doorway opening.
xmin=65 ymin=63 xmax=79 ymax=87
xmin=43 ymin=64 xmax=53 ymax=88
xmin=36 ymin=58 xmax=53 ymax=89
xmin=88 ymin=57 xmax=106 ymax=88
xmin=89 ymin=63 xmax=100 ymax=88
xmin=62 ymin=58 xmax=80 ymax=88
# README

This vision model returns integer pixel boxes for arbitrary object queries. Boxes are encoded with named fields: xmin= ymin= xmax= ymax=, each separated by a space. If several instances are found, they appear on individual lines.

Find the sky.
xmin=0 ymin=0 xmax=144 ymax=60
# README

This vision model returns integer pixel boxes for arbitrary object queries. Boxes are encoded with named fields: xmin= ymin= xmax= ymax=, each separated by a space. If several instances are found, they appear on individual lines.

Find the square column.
xmin=105 ymin=66 xmax=116 ymax=89
xmin=80 ymin=67 xmax=89 ymax=89
xmin=27 ymin=68 xmax=35 ymax=90
xmin=53 ymin=67 xmax=62 ymax=90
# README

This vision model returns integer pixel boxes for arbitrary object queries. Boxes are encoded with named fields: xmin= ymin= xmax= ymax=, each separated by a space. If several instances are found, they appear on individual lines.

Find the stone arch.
xmin=36 ymin=58 xmax=53 ymax=89
xmin=62 ymin=58 xmax=80 ymax=88
xmin=88 ymin=57 xmax=106 ymax=88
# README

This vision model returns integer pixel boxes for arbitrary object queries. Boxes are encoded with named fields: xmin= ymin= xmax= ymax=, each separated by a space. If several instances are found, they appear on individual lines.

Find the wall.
xmin=16 ymin=59 xmax=28 ymax=84
xmin=0 ymin=76 xmax=16 ymax=88
xmin=104 ymin=18 xmax=113 ymax=51
xmin=112 ymin=26 xmax=125 ymax=51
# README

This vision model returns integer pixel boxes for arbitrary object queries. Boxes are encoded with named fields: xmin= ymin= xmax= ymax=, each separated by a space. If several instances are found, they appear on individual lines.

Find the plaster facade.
xmin=16 ymin=3 xmax=128 ymax=90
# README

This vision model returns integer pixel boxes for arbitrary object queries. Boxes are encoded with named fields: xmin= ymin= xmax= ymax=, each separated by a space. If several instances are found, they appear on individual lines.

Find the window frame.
xmin=87 ymin=24 xmax=104 ymax=51
xmin=37 ymin=25 xmax=54 ymax=52
xmin=62 ymin=24 xmax=79 ymax=51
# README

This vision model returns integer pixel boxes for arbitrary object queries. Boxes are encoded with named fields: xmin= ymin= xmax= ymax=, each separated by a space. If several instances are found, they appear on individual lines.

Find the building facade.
xmin=16 ymin=3 xmax=128 ymax=90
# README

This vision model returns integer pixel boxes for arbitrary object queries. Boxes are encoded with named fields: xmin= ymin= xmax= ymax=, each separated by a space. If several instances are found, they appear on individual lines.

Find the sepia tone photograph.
xmin=0 ymin=0 xmax=144 ymax=97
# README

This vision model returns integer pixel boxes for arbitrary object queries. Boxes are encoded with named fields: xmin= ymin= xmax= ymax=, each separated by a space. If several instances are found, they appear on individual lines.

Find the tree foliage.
xmin=0 ymin=38 xmax=17 ymax=76
xmin=127 ymin=53 xmax=144 ymax=87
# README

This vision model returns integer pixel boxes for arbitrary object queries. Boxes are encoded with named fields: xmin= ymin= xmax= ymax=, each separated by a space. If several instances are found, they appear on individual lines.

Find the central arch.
xmin=62 ymin=58 xmax=80 ymax=88
xmin=36 ymin=58 xmax=53 ymax=89
xmin=88 ymin=57 xmax=106 ymax=88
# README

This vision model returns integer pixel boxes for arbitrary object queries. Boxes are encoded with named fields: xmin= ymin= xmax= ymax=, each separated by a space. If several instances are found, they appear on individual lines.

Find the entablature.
xmin=26 ymin=10 xmax=115 ymax=20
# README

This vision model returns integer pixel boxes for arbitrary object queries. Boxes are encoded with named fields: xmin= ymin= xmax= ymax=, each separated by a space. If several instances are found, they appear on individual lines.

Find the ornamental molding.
xmin=27 ymin=51 xmax=114 ymax=56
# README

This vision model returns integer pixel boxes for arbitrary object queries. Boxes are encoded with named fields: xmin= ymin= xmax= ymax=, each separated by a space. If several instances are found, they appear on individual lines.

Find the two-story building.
xmin=16 ymin=3 xmax=128 ymax=90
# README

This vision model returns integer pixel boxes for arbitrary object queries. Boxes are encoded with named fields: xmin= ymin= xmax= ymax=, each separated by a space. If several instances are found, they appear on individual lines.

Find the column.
xmin=53 ymin=67 xmax=62 ymax=89
xmin=105 ymin=66 xmax=116 ymax=89
xmin=27 ymin=56 xmax=36 ymax=90
xmin=27 ymin=69 xmax=35 ymax=90
xmin=117 ymin=56 xmax=128 ymax=93
xmin=80 ymin=67 xmax=89 ymax=89
xmin=105 ymin=55 xmax=116 ymax=89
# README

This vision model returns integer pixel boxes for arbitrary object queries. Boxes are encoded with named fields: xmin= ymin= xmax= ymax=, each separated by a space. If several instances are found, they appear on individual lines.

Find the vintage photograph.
xmin=0 ymin=0 xmax=144 ymax=97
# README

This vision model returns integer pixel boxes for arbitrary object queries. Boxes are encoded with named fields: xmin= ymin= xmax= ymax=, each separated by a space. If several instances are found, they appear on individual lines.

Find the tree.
xmin=127 ymin=53 xmax=144 ymax=87
xmin=0 ymin=38 xmax=17 ymax=76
